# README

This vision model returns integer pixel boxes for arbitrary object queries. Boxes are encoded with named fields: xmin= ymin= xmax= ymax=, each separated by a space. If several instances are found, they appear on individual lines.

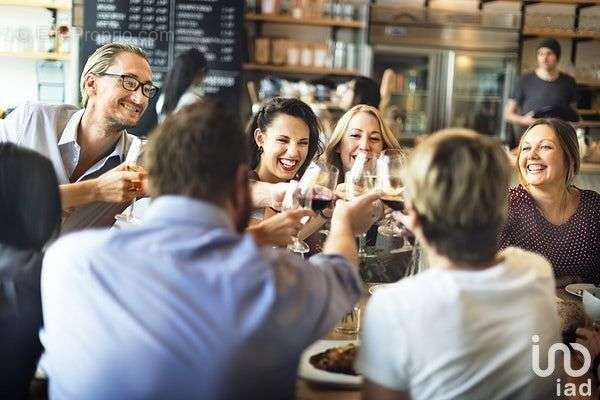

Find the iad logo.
xmin=531 ymin=335 xmax=593 ymax=397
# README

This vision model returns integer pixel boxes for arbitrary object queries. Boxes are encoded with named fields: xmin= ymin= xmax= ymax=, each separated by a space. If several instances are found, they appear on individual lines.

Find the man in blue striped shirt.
xmin=41 ymin=100 xmax=379 ymax=400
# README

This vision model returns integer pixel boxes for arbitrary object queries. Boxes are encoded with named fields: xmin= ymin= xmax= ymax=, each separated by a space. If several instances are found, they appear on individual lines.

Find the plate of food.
xmin=565 ymin=283 xmax=597 ymax=298
xmin=298 ymin=340 xmax=362 ymax=388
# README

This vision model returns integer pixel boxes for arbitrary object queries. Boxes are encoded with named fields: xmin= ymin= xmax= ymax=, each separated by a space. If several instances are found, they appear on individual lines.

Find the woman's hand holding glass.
xmin=249 ymin=208 xmax=314 ymax=247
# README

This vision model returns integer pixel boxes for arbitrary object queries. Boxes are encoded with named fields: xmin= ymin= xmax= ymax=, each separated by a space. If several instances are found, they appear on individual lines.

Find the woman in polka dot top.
xmin=499 ymin=118 xmax=600 ymax=283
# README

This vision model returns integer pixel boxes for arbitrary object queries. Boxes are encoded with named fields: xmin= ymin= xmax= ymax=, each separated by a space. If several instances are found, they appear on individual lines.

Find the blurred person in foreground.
xmin=41 ymin=100 xmax=380 ymax=400
xmin=0 ymin=42 xmax=152 ymax=233
xmin=499 ymin=118 xmax=600 ymax=284
xmin=0 ymin=143 xmax=61 ymax=399
xmin=358 ymin=129 xmax=560 ymax=400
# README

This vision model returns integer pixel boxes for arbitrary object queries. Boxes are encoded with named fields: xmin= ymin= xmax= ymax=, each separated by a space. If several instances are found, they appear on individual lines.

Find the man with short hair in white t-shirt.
xmin=357 ymin=129 xmax=561 ymax=400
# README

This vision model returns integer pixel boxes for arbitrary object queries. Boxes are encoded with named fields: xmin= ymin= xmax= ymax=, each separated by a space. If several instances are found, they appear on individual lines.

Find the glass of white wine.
xmin=377 ymin=149 xmax=407 ymax=234
xmin=345 ymin=168 xmax=376 ymax=259
xmin=114 ymin=137 xmax=147 ymax=224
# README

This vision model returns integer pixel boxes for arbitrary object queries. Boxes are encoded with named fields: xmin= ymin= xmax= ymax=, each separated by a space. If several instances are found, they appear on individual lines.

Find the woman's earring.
xmin=257 ymin=146 xmax=263 ymax=158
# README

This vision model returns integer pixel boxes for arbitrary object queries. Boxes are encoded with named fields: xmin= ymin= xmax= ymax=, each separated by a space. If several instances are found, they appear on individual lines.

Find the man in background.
xmin=504 ymin=38 xmax=579 ymax=145
xmin=0 ymin=43 xmax=152 ymax=233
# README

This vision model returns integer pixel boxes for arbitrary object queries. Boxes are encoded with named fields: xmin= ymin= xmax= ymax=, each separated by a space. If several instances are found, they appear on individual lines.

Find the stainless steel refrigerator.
xmin=369 ymin=4 xmax=520 ymax=141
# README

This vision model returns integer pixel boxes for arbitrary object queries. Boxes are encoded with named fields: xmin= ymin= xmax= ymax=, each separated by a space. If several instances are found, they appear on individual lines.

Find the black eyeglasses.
xmin=98 ymin=73 xmax=158 ymax=99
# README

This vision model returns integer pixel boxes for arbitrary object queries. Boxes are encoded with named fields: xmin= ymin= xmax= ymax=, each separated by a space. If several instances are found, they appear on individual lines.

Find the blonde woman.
xmin=358 ymin=129 xmax=559 ymax=400
xmin=323 ymin=104 xmax=401 ymax=180
xmin=499 ymin=118 xmax=600 ymax=283
xmin=303 ymin=105 xmax=402 ymax=254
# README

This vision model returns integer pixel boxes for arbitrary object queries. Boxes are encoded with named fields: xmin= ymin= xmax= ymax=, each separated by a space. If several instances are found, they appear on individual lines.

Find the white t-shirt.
xmin=357 ymin=247 xmax=560 ymax=400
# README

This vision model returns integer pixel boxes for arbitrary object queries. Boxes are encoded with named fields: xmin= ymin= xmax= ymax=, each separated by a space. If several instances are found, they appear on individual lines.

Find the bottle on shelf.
xmin=261 ymin=0 xmax=280 ymax=14
xmin=46 ymin=25 xmax=56 ymax=53
xmin=57 ymin=25 xmax=70 ymax=54
xmin=333 ymin=41 xmax=345 ymax=69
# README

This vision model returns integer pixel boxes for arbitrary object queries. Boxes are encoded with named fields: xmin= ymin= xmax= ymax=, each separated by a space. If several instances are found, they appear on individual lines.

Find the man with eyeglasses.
xmin=0 ymin=43 xmax=158 ymax=233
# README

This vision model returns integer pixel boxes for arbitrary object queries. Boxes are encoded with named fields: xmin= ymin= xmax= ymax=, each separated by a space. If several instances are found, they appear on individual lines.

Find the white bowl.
xmin=582 ymin=287 xmax=600 ymax=321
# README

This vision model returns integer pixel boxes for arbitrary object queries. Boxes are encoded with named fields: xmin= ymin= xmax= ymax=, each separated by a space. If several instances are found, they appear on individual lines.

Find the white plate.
xmin=298 ymin=339 xmax=362 ymax=389
xmin=565 ymin=283 xmax=597 ymax=298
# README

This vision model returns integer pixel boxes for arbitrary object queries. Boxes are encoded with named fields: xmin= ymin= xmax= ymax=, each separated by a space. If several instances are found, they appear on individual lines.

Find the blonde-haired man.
xmin=0 ymin=43 xmax=157 ymax=232
xmin=358 ymin=130 xmax=561 ymax=400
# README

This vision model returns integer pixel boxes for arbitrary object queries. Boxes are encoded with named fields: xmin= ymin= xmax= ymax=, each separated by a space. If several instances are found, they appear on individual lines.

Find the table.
xmin=296 ymin=380 xmax=360 ymax=400
xmin=294 ymin=289 xmax=373 ymax=400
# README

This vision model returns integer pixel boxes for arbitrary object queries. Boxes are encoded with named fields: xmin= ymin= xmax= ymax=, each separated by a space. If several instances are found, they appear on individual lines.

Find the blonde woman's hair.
xmin=79 ymin=43 xmax=149 ymax=107
xmin=516 ymin=118 xmax=580 ymax=188
xmin=402 ymin=128 xmax=511 ymax=264
xmin=323 ymin=104 xmax=400 ymax=174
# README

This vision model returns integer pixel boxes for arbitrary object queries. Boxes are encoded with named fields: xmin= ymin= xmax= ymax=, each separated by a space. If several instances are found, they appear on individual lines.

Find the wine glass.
xmin=283 ymin=161 xmax=340 ymax=254
xmin=377 ymin=149 xmax=406 ymax=235
xmin=305 ymin=161 xmax=339 ymax=239
xmin=344 ymin=166 xmax=377 ymax=259
xmin=114 ymin=137 xmax=147 ymax=224
xmin=306 ymin=160 xmax=339 ymax=216
xmin=376 ymin=149 xmax=412 ymax=252
xmin=282 ymin=180 xmax=312 ymax=254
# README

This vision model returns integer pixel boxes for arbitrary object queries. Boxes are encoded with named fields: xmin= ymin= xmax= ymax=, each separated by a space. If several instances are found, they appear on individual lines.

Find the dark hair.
xmin=246 ymin=97 xmax=323 ymax=179
xmin=351 ymin=76 xmax=381 ymax=108
xmin=0 ymin=143 xmax=61 ymax=250
xmin=537 ymin=38 xmax=561 ymax=60
xmin=146 ymin=100 xmax=247 ymax=203
xmin=161 ymin=48 xmax=207 ymax=115
xmin=517 ymin=118 xmax=579 ymax=187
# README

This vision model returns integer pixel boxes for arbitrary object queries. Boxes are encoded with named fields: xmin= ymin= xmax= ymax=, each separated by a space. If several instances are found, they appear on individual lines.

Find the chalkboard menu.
xmin=81 ymin=0 xmax=244 ymax=134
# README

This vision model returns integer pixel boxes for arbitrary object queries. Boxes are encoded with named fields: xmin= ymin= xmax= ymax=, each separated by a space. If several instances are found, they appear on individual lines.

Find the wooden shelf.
xmin=243 ymin=63 xmax=358 ymax=76
xmin=580 ymin=121 xmax=600 ymax=128
xmin=0 ymin=51 xmax=71 ymax=60
xmin=245 ymin=13 xmax=364 ymax=28
xmin=579 ymin=109 xmax=600 ymax=115
xmin=457 ymin=0 xmax=600 ymax=4
xmin=501 ymin=0 xmax=600 ymax=3
xmin=0 ymin=0 xmax=72 ymax=10
xmin=522 ymin=0 xmax=600 ymax=4
xmin=578 ymin=80 xmax=600 ymax=88
xmin=522 ymin=27 xmax=600 ymax=39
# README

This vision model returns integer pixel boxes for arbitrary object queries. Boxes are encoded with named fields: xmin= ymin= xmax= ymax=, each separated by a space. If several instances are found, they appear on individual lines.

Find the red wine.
xmin=312 ymin=196 xmax=333 ymax=212
xmin=381 ymin=195 xmax=405 ymax=211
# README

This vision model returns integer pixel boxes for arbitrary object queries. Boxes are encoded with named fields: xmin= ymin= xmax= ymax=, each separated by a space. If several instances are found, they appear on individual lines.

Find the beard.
xmin=106 ymin=113 xmax=139 ymax=132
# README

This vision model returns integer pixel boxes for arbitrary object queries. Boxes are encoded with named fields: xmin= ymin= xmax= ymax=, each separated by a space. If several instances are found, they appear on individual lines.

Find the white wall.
xmin=0 ymin=5 xmax=75 ymax=109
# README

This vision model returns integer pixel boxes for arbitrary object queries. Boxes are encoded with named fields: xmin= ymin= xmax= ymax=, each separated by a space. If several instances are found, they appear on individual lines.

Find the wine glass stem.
xmin=358 ymin=234 xmax=367 ymax=257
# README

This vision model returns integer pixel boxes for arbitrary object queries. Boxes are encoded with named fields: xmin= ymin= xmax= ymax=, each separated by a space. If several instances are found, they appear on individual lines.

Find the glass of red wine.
xmin=284 ymin=161 xmax=339 ymax=255
xmin=304 ymin=160 xmax=339 ymax=214
xmin=376 ymin=149 xmax=408 ymax=243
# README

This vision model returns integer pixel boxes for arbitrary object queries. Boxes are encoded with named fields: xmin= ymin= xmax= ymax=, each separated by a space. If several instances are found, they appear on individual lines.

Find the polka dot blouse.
xmin=499 ymin=185 xmax=600 ymax=283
